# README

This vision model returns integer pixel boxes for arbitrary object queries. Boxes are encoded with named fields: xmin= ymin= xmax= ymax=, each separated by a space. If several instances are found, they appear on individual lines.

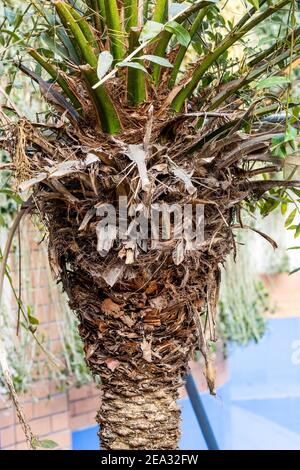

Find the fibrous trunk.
xmin=98 ymin=381 xmax=180 ymax=449
xmin=6 ymin=115 xmax=261 ymax=450
xmin=67 ymin=267 xmax=201 ymax=450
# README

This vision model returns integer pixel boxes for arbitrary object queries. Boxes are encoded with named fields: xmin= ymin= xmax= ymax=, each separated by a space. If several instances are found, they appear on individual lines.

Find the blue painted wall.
xmin=72 ymin=318 xmax=300 ymax=450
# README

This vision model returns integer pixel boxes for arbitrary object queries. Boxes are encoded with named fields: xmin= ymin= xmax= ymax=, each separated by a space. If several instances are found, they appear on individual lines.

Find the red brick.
xmin=33 ymin=395 xmax=68 ymax=418
xmin=33 ymin=287 xmax=50 ymax=307
xmin=30 ymin=268 xmax=49 ymax=288
xmin=88 ymin=410 xmax=97 ymax=422
xmin=90 ymin=384 xmax=100 ymax=397
xmin=73 ymin=397 xmax=100 ymax=416
xmin=49 ymin=380 xmax=61 ymax=395
xmin=70 ymin=413 xmax=94 ymax=431
xmin=0 ymin=427 xmax=15 ymax=448
xmin=0 ymin=398 xmax=10 ymax=411
xmin=30 ymin=248 xmax=45 ymax=267
xmin=48 ymin=322 xmax=61 ymax=340
xmin=15 ymin=441 xmax=27 ymax=450
xmin=44 ymin=430 xmax=71 ymax=449
xmin=0 ymin=409 xmax=14 ymax=428
xmin=48 ymin=304 xmax=59 ymax=322
xmin=19 ymin=402 xmax=34 ymax=421
xmin=31 ymin=381 xmax=50 ymax=399
xmin=49 ymin=395 xmax=68 ymax=414
xmin=68 ymin=384 xmax=91 ymax=402
xmin=51 ymin=412 xmax=69 ymax=432
xmin=35 ymin=305 xmax=49 ymax=324
xmin=49 ymin=339 xmax=62 ymax=355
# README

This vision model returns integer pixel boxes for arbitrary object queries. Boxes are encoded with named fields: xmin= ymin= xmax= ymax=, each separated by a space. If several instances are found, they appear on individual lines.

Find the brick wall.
xmin=0 ymin=218 xmax=228 ymax=450
xmin=0 ymin=382 xmax=100 ymax=450
xmin=0 ymin=218 xmax=100 ymax=450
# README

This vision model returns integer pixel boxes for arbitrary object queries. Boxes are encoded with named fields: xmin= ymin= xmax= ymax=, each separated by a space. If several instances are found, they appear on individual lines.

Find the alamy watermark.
xmin=291 ymin=339 xmax=300 ymax=366
xmin=95 ymin=196 xmax=205 ymax=255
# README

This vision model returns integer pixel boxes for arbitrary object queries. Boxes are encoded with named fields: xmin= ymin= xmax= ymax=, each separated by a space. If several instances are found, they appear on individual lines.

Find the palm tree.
xmin=1 ymin=0 xmax=300 ymax=450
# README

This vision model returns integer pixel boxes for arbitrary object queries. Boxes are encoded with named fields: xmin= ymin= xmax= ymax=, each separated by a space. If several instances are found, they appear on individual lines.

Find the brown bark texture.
xmin=3 ymin=110 xmax=280 ymax=449
xmin=98 ymin=383 xmax=180 ymax=450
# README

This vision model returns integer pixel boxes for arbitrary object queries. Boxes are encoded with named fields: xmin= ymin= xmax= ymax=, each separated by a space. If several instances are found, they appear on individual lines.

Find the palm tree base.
xmin=97 ymin=382 xmax=180 ymax=450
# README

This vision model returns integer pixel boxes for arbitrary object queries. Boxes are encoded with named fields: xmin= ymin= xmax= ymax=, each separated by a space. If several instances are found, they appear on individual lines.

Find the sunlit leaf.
xmin=139 ymin=55 xmax=173 ymax=68
xmin=295 ymin=225 xmax=300 ymax=239
xmin=165 ymin=21 xmax=191 ymax=47
xmin=117 ymin=61 xmax=148 ymax=73
xmin=284 ymin=125 xmax=298 ymax=142
xmin=97 ymin=51 xmax=113 ymax=80
xmin=285 ymin=208 xmax=297 ymax=228
xmin=248 ymin=0 xmax=260 ymax=10
xmin=32 ymin=438 xmax=58 ymax=449
xmin=139 ymin=21 xmax=164 ymax=42
xmin=255 ymin=76 xmax=291 ymax=89
xmin=169 ymin=2 xmax=190 ymax=18
xmin=281 ymin=202 xmax=287 ymax=215
xmin=289 ymin=267 xmax=300 ymax=275
xmin=0 ymin=189 xmax=23 ymax=205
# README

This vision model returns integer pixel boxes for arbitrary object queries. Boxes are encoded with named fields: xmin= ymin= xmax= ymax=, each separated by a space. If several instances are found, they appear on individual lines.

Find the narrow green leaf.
xmin=55 ymin=1 xmax=121 ymax=134
xmin=248 ymin=0 xmax=260 ymax=10
xmin=255 ymin=76 xmax=291 ymax=89
xmin=289 ymin=267 xmax=300 ymax=275
xmin=295 ymin=225 xmax=300 ymax=239
xmin=169 ymin=6 xmax=209 ymax=89
xmin=69 ymin=5 xmax=99 ymax=51
xmin=0 ymin=214 xmax=6 ymax=227
xmin=28 ymin=314 xmax=39 ymax=326
xmin=151 ymin=1 xmax=213 ymax=85
xmin=171 ymin=0 xmax=292 ymax=111
xmin=285 ymin=125 xmax=298 ymax=142
xmin=28 ymin=48 xmax=82 ymax=111
xmin=0 ymin=189 xmax=23 ymax=204
xmin=124 ymin=0 xmax=139 ymax=32
xmin=165 ymin=21 xmax=191 ymax=47
xmin=281 ymin=202 xmax=287 ymax=215
xmin=140 ymin=21 xmax=164 ymax=42
xmin=285 ymin=208 xmax=297 ymax=228
xmin=139 ymin=55 xmax=173 ymax=67
xmin=118 ymin=61 xmax=148 ymax=73
xmin=36 ymin=439 xmax=58 ymax=449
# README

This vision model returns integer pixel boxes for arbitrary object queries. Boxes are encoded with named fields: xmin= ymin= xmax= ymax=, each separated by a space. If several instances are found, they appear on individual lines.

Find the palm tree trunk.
xmin=98 ymin=381 xmax=180 ymax=450
xmin=67 ymin=274 xmax=198 ymax=450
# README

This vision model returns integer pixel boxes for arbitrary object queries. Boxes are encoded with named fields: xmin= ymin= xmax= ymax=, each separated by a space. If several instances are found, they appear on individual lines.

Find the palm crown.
xmin=8 ymin=0 xmax=299 ymax=132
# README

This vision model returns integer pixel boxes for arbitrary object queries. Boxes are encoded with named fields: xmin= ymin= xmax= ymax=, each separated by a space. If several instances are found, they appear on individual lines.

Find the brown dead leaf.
xmin=98 ymin=321 xmax=108 ymax=333
xmin=105 ymin=358 xmax=120 ymax=372
xmin=141 ymin=339 xmax=152 ymax=363
xmin=101 ymin=298 xmax=134 ymax=327
xmin=120 ymin=315 xmax=135 ymax=328
xmin=145 ymin=280 xmax=158 ymax=295
xmin=149 ymin=295 xmax=168 ymax=311
xmin=85 ymin=344 xmax=97 ymax=360
xmin=101 ymin=298 xmax=122 ymax=315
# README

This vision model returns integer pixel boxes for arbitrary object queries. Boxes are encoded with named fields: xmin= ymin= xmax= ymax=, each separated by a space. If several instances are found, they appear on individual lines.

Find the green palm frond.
xmin=2 ymin=0 xmax=298 ymax=135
